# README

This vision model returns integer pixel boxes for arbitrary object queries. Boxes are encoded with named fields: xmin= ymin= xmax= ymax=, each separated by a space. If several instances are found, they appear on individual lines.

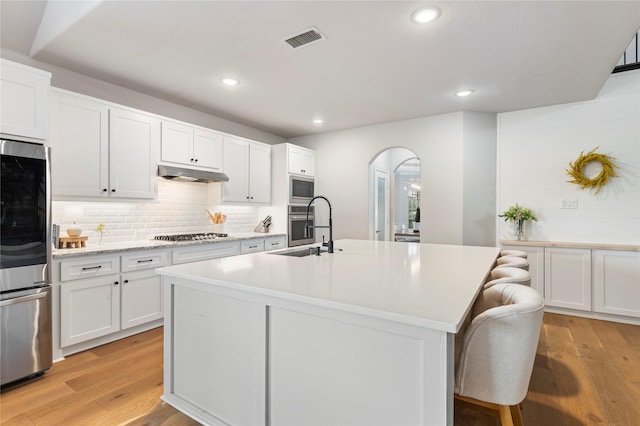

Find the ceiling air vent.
xmin=284 ymin=27 xmax=325 ymax=49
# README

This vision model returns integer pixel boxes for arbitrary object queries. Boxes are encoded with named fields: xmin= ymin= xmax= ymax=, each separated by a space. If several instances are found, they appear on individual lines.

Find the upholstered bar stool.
xmin=484 ymin=266 xmax=531 ymax=288
xmin=500 ymin=249 xmax=527 ymax=259
xmin=455 ymin=283 xmax=544 ymax=426
xmin=496 ymin=255 xmax=529 ymax=271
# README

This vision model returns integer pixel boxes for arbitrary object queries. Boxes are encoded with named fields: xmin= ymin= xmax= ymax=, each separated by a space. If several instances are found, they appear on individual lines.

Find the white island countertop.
xmin=157 ymin=239 xmax=501 ymax=333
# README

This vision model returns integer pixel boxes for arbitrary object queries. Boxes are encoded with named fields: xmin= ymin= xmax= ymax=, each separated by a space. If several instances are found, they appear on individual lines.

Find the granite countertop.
xmin=52 ymin=232 xmax=286 ymax=258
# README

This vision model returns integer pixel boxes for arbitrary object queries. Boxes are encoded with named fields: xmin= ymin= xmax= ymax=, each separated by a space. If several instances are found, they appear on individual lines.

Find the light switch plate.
xmin=561 ymin=199 xmax=578 ymax=209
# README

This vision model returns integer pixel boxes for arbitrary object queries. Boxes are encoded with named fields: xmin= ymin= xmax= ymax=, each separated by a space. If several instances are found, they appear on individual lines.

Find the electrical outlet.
xmin=561 ymin=199 xmax=578 ymax=209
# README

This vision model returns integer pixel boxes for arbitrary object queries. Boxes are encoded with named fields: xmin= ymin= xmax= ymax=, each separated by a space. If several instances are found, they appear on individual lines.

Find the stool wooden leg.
xmin=498 ymin=404 xmax=514 ymax=426
xmin=511 ymin=404 xmax=524 ymax=426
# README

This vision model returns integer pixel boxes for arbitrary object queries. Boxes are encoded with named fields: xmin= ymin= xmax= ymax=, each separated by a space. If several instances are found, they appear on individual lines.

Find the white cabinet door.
xmin=288 ymin=145 xmax=315 ymax=176
xmin=162 ymin=121 xmax=223 ymax=170
xmin=50 ymin=91 xmax=109 ymax=197
xmin=249 ymin=142 xmax=271 ymax=203
xmin=61 ymin=275 xmax=121 ymax=347
xmin=544 ymin=248 xmax=591 ymax=311
xmin=223 ymin=137 xmax=271 ymax=203
xmin=0 ymin=59 xmax=51 ymax=140
xmin=193 ymin=128 xmax=223 ymax=170
xmin=161 ymin=120 xmax=193 ymax=165
xmin=223 ymin=137 xmax=250 ymax=202
xmin=109 ymin=108 xmax=159 ymax=199
xmin=593 ymin=250 xmax=640 ymax=318
xmin=501 ymin=245 xmax=544 ymax=295
xmin=121 ymin=269 xmax=163 ymax=329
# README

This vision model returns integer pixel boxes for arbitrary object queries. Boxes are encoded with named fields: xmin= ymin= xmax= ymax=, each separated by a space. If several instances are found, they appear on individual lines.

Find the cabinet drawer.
xmin=60 ymin=255 xmax=120 ymax=282
xmin=264 ymin=236 xmax=286 ymax=251
xmin=172 ymin=242 xmax=241 ymax=265
xmin=241 ymin=239 xmax=265 ymax=254
xmin=121 ymin=249 xmax=170 ymax=272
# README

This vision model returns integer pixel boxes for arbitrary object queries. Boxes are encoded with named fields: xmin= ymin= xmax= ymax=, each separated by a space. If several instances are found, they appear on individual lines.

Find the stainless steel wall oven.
xmin=288 ymin=205 xmax=315 ymax=247
xmin=0 ymin=139 xmax=52 ymax=386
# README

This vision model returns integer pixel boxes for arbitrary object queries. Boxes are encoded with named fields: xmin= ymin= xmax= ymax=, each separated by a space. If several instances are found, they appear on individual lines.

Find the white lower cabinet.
xmin=59 ymin=249 xmax=169 ymax=348
xmin=121 ymin=269 xmax=164 ymax=329
xmin=61 ymin=275 xmax=121 ymax=347
xmin=544 ymin=248 xmax=591 ymax=311
xmin=593 ymin=250 xmax=640 ymax=318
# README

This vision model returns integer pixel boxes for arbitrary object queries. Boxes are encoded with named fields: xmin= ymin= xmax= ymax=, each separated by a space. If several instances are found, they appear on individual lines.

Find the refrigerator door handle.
xmin=0 ymin=291 xmax=47 ymax=307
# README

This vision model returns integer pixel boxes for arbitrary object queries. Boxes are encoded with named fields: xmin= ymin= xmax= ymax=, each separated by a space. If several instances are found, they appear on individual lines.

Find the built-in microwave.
xmin=289 ymin=175 xmax=315 ymax=205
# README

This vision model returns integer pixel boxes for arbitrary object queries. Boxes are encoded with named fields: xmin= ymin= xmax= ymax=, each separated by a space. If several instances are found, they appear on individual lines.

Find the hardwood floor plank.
xmin=0 ymin=381 xmax=76 ymax=422
xmin=568 ymin=316 xmax=640 ymax=425
xmin=93 ymin=367 xmax=163 ymax=411
xmin=89 ymin=327 xmax=164 ymax=358
xmin=0 ymin=413 xmax=34 ymax=426
xmin=533 ymin=320 xmax=606 ymax=424
xmin=64 ymin=341 xmax=163 ymax=392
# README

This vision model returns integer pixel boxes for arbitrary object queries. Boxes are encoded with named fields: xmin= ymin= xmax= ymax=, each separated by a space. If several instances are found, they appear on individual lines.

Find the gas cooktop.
xmin=154 ymin=232 xmax=228 ymax=242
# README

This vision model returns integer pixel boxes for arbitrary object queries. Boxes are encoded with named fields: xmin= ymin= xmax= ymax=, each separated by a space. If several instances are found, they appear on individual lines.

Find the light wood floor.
xmin=1 ymin=313 xmax=639 ymax=425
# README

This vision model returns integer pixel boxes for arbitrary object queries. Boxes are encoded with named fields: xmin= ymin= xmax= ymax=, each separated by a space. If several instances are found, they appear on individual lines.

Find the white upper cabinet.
xmin=50 ymin=89 xmax=159 ymax=199
xmin=0 ymin=59 xmax=51 ymax=141
xmin=109 ymin=107 xmax=159 ymax=198
xmin=161 ymin=120 xmax=223 ymax=170
xmin=288 ymin=144 xmax=315 ymax=176
xmin=50 ymin=91 xmax=109 ymax=197
xmin=223 ymin=137 xmax=271 ymax=203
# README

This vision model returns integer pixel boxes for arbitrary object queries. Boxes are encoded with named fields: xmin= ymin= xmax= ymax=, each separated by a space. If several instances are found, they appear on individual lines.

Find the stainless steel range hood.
xmin=158 ymin=165 xmax=229 ymax=183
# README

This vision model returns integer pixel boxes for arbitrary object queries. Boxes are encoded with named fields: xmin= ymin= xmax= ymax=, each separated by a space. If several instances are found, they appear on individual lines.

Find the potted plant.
xmin=499 ymin=203 xmax=538 ymax=240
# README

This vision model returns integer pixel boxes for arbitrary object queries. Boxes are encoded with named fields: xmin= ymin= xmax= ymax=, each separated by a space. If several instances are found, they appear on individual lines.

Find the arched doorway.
xmin=368 ymin=147 xmax=420 ymax=241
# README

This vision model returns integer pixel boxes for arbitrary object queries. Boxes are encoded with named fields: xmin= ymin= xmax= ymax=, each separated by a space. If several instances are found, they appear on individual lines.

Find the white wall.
xmin=463 ymin=113 xmax=497 ymax=245
xmin=497 ymin=70 xmax=640 ymax=245
xmin=290 ymin=112 xmax=497 ymax=246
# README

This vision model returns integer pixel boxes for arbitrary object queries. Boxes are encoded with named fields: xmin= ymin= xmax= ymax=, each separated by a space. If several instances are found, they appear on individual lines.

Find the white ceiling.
xmin=1 ymin=1 xmax=639 ymax=139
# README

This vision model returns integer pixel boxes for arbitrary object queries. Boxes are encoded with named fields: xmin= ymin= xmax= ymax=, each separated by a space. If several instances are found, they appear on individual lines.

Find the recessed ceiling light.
xmin=313 ymin=119 xmax=324 ymax=124
xmin=455 ymin=89 xmax=474 ymax=97
xmin=221 ymin=77 xmax=239 ymax=86
xmin=411 ymin=6 xmax=440 ymax=24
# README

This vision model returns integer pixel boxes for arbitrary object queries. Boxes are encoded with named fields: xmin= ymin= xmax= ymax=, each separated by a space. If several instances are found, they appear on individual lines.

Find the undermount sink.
xmin=269 ymin=246 xmax=328 ymax=257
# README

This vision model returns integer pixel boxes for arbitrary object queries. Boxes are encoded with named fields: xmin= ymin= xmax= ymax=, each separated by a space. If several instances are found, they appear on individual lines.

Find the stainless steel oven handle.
xmin=289 ymin=215 xmax=315 ymax=220
xmin=0 ymin=292 xmax=47 ymax=307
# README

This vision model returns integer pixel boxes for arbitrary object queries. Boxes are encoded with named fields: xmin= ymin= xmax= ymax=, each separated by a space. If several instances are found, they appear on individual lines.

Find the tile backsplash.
xmin=52 ymin=179 xmax=259 ymax=245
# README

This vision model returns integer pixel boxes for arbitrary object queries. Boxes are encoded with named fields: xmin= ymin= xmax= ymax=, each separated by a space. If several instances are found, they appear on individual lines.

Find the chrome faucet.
xmin=305 ymin=195 xmax=333 ymax=253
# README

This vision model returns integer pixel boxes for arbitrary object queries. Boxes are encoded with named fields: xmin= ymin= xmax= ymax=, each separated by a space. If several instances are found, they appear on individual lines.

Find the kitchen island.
xmin=157 ymin=239 xmax=501 ymax=426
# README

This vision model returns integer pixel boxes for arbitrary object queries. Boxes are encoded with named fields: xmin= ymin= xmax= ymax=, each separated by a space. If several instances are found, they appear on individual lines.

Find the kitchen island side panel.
xmin=163 ymin=277 xmax=452 ymax=426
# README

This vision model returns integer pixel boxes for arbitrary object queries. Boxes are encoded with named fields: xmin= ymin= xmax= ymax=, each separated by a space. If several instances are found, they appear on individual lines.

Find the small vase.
xmin=213 ymin=223 xmax=224 ymax=234
xmin=514 ymin=219 xmax=524 ymax=240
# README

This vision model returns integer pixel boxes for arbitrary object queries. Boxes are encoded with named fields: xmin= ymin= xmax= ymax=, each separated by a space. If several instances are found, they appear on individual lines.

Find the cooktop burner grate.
xmin=154 ymin=232 xmax=228 ymax=241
